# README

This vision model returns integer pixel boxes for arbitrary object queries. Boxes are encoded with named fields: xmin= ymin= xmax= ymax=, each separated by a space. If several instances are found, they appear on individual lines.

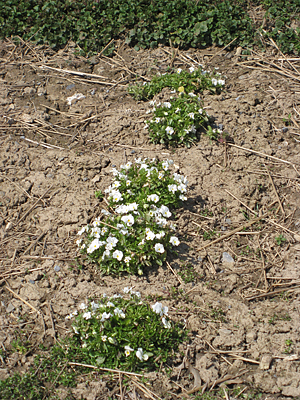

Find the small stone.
xmin=29 ymin=279 xmax=35 ymax=284
xmin=259 ymin=354 xmax=272 ymax=370
xmin=23 ymin=87 xmax=36 ymax=95
xmin=6 ymin=303 xmax=15 ymax=313
xmin=58 ymin=157 xmax=65 ymax=162
xmin=221 ymin=226 xmax=227 ymax=231
xmin=198 ymin=256 xmax=202 ymax=262
xmin=225 ymin=218 xmax=231 ymax=224
xmin=54 ymin=265 xmax=60 ymax=272
xmin=92 ymin=174 xmax=101 ymax=183
xmin=66 ymin=84 xmax=75 ymax=91
xmin=131 ymin=150 xmax=136 ymax=154
xmin=282 ymin=127 xmax=288 ymax=133
xmin=219 ymin=328 xmax=232 ymax=335
xmin=222 ymin=252 xmax=234 ymax=264
xmin=83 ymin=177 xmax=88 ymax=181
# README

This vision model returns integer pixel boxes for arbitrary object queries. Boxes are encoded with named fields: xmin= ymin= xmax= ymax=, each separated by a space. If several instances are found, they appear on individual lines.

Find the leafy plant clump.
xmin=128 ymin=66 xmax=224 ymax=101
xmin=130 ymin=66 xmax=225 ymax=147
xmin=66 ymin=290 xmax=186 ymax=371
xmin=77 ymin=158 xmax=187 ymax=274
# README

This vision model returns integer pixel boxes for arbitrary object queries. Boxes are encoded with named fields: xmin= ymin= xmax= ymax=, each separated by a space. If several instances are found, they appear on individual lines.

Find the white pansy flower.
xmin=125 ymin=345 xmax=134 ymax=357
xmin=123 ymin=287 xmax=133 ymax=294
xmin=121 ymin=214 xmax=134 ymax=226
xmin=112 ymin=181 xmax=121 ymax=188
xmin=107 ymin=301 xmax=115 ymax=307
xmin=151 ymin=302 xmax=168 ymax=316
xmin=126 ymin=180 xmax=131 ymax=186
xmin=159 ymin=205 xmax=171 ymax=218
xmin=90 ymin=301 xmax=99 ymax=311
xmin=79 ymin=303 xmax=87 ymax=310
xmin=154 ymin=243 xmax=165 ymax=253
xmin=188 ymin=112 xmax=195 ymax=119
xmin=165 ymin=126 xmax=174 ymax=135
xmin=175 ymin=107 xmax=181 ymax=113
xmin=73 ymin=326 xmax=79 ymax=334
xmin=179 ymin=194 xmax=187 ymax=201
xmin=147 ymin=194 xmax=159 ymax=203
xmin=113 ymin=250 xmax=123 ymax=261
xmin=155 ymin=117 xmax=161 ymax=123
xmin=82 ymin=311 xmax=92 ymax=320
xmin=170 ymin=236 xmax=180 ymax=246
xmin=168 ymin=184 xmax=177 ymax=194
xmin=114 ymin=308 xmax=125 ymax=318
xmin=218 ymin=79 xmax=225 ymax=85
xmin=158 ymin=171 xmax=164 ymax=179
xmin=163 ymin=102 xmax=171 ymax=108
xmin=188 ymin=92 xmax=196 ymax=97
xmin=101 ymin=335 xmax=107 ymax=342
xmin=124 ymin=256 xmax=131 ymax=263
xmin=162 ymin=317 xmax=171 ymax=329
xmin=211 ymin=78 xmax=218 ymax=86
xmin=189 ymin=66 xmax=195 ymax=73
xmin=100 ymin=312 xmax=111 ymax=322
xmin=176 ymin=68 xmax=182 ymax=74
xmin=78 ymin=226 xmax=88 ymax=235
xmin=107 ymin=236 xmax=118 ymax=247
xmin=146 ymin=230 xmax=156 ymax=241
xmin=136 ymin=348 xmax=148 ymax=361
xmin=76 ymin=238 xmax=82 ymax=246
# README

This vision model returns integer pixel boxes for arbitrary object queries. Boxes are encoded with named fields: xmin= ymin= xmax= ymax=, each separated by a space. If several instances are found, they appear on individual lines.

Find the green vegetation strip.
xmin=0 ymin=0 xmax=299 ymax=54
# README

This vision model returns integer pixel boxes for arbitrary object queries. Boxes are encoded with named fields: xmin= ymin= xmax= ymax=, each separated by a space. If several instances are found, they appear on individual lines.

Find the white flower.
xmin=159 ymin=205 xmax=171 ymax=218
xmin=101 ymin=335 xmax=107 ymax=342
xmin=123 ymin=287 xmax=133 ymax=294
xmin=107 ymin=236 xmax=118 ymax=247
xmin=162 ymin=317 xmax=171 ymax=329
xmin=218 ymin=79 xmax=225 ymax=85
xmin=78 ymin=226 xmax=88 ymax=235
xmin=176 ymin=68 xmax=182 ymax=74
xmin=136 ymin=348 xmax=149 ymax=361
xmin=151 ymin=302 xmax=168 ymax=316
xmin=82 ymin=342 xmax=87 ymax=348
xmin=76 ymin=238 xmax=82 ymax=246
xmin=170 ymin=236 xmax=180 ymax=246
xmin=165 ymin=126 xmax=174 ymax=135
xmin=110 ymin=190 xmax=123 ymax=202
xmin=188 ymin=92 xmax=196 ymax=97
xmin=146 ymin=230 xmax=156 ymax=241
xmin=113 ymin=250 xmax=123 ymax=261
xmin=154 ymin=243 xmax=165 ymax=253
xmin=82 ymin=311 xmax=92 ymax=320
xmin=188 ymin=112 xmax=195 ymax=119
xmin=211 ymin=78 xmax=218 ymax=86
xmin=147 ymin=194 xmax=159 ymax=203
xmin=100 ymin=312 xmax=111 ymax=322
xmin=189 ymin=66 xmax=195 ymax=73
xmin=149 ymin=100 xmax=156 ymax=106
xmin=73 ymin=326 xmax=79 ymax=334
xmin=79 ymin=303 xmax=87 ymax=310
xmin=175 ymin=107 xmax=181 ymax=113
xmin=155 ymin=117 xmax=161 ymax=123
xmin=168 ymin=184 xmax=177 ymax=194
xmin=114 ymin=308 xmax=125 ymax=318
xmin=125 ymin=345 xmax=134 ymax=357
xmin=90 ymin=301 xmax=99 ymax=311
xmin=198 ymin=108 xmax=203 ymax=114
xmin=112 ymin=181 xmax=121 ymax=188
xmin=158 ymin=171 xmax=164 ymax=179
xmin=138 ymin=239 xmax=145 ymax=246
xmin=155 ymin=231 xmax=165 ymax=239
xmin=121 ymin=214 xmax=134 ymax=226
xmin=108 ymin=337 xmax=115 ymax=344
xmin=107 ymin=301 xmax=115 ymax=307
xmin=101 ymin=226 xmax=108 ymax=235
xmin=124 ymin=256 xmax=131 ymax=263
xmin=179 ymin=194 xmax=187 ymax=201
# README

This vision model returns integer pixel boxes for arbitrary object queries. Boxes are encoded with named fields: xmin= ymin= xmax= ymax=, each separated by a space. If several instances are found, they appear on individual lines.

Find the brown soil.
xmin=1 ymin=38 xmax=300 ymax=399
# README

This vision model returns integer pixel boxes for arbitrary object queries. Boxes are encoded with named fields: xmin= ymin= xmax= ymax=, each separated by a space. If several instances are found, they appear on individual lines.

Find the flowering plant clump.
xmin=145 ymin=96 xmax=210 ymax=147
xmin=65 ymin=290 xmax=186 ymax=371
xmin=76 ymin=158 xmax=188 ymax=275
xmin=128 ymin=66 xmax=225 ymax=101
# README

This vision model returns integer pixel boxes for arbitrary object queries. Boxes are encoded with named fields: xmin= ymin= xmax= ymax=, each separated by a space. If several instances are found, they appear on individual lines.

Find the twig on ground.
xmin=166 ymin=261 xmax=184 ymax=285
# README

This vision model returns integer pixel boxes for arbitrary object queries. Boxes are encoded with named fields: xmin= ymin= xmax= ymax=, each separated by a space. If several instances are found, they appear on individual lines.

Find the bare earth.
xmin=0 ymin=39 xmax=300 ymax=399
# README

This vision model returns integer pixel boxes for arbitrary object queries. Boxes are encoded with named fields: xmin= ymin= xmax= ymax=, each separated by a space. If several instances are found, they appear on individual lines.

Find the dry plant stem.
xmin=68 ymin=362 xmax=143 ymax=376
xmin=5 ymin=284 xmax=41 ymax=314
xmin=14 ymin=186 xmax=53 ymax=227
xmin=39 ymin=65 xmax=115 ymax=82
xmin=228 ymin=143 xmax=300 ymax=167
xmin=119 ymin=372 xmax=124 ymax=400
xmin=166 ymin=261 xmax=184 ymax=285
xmin=23 ymin=231 xmax=47 ymax=255
xmin=247 ymin=170 xmax=300 ymax=182
xmin=20 ymin=255 xmax=76 ymax=260
xmin=207 ymin=37 xmax=237 ymax=64
xmin=131 ymin=377 xmax=162 ymax=400
xmin=264 ymin=164 xmax=285 ymax=215
xmin=47 ymin=301 xmax=57 ymax=343
xmin=197 ymin=213 xmax=269 ymax=251
xmin=224 ymin=188 xmax=256 ymax=215
xmin=2 ymin=175 xmax=32 ymax=199
xmin=246 ymin=286 xmax=300 ymax=301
